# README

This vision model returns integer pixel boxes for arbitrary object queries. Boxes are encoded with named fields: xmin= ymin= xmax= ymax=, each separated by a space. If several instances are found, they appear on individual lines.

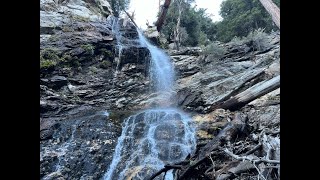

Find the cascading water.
xmin=104 ymin=109 xmax=196 ymax=180
xmin=136 ymin=30 xmax=175 ymax=93
xmin=104 ymin=20 xmax=196 ymax=180
xmin=111 ymin=17 xmax=124 ymax=77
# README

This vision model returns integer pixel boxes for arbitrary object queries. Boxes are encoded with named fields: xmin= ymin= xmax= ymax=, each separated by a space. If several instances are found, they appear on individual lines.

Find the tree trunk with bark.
xmin=174 ymin=0 xmax=182 ymax=50
xmin=259 ymin=0 xmax=280 ymax=29
xmin=155 ymin=0 xmax=171 ymax=32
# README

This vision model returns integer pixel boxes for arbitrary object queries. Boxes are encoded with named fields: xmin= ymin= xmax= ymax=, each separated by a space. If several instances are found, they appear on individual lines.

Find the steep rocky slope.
xmin=40 ymin=1 xmax=280 ymax=179
xmin=169 ymin=34 xmax=279 ymax=179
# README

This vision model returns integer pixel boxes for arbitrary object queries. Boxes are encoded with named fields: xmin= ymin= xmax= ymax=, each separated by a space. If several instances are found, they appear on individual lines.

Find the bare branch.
xmin=244 ymin=143 xmax=262 ymax=156
xmin=223 ymin=148 xmax=280 ymax=164
xmin=148 ymin=164 xmax=182 ymax=180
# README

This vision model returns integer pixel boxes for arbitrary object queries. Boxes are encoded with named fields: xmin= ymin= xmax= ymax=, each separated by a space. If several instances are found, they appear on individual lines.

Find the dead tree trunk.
xmin=259 ymin=0 xmax=280 ymax=29
xmin=155 ymin=0 xmax=171 ymax=32
xmin=218 ymin=75 xmax=280 ymax=111
xmin=174 ymin=0 xmax=182 ymax=50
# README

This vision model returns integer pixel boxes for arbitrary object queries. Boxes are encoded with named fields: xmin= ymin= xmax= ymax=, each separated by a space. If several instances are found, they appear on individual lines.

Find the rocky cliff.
xmin=40 ymin=1 xmax=280 ymax=179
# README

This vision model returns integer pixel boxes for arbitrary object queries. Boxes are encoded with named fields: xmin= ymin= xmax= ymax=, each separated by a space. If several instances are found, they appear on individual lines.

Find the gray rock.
xmin=144 ymin=26 xmax=160 ymax=45
xmin=39 ymin=2 xmax=280 ymax=178
xmin=115 ymin=97 xmax=127 ymax=108
xmin=40 ymin=112 xmax=122 ymax=179
xmin=50 ymin=75 xmax=68 ymax=89
xmin=174 ymin=36 xmax=280 ymax=112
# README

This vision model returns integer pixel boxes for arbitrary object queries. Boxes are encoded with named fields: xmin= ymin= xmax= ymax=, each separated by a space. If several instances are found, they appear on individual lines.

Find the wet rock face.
xmin=40 ymin=111 xmax=122 ymax=180
xmin=40 ymin=1 xmax=280 ymax=177
xmin=119 ymin=47 xmax=150 ymax=73
xmin=105 ymin=109 xmax=196 ymax=180
xmin=40 ymin=15 xmax=152 ymax=117
xmin=40 ymin=0 xmax=155 ymax=118
xmin=154 ymin=123 xmax=176 ymax=141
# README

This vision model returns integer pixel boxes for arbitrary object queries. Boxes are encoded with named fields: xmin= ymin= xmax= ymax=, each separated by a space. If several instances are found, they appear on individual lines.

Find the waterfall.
xmin=111 ymin=17 xmax=124 ymax=77
xmin=104 ymin=20 xmax=196 ymax=180
xmin=136 ymin=30 xmax=175 ymax=94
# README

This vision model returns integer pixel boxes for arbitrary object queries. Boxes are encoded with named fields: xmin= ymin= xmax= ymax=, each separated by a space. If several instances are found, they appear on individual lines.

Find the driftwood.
xmin=155 ymin=0 xmax=171 ymax=32
xmin=218 ymin=75 xmax=280 ymax=111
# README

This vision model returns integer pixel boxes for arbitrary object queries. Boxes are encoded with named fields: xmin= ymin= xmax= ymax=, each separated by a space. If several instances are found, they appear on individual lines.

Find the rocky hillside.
xmin=40 ymin=1 xmax=280 ymax=179
xmin=169 ymin=33 xmax=280 ymax=179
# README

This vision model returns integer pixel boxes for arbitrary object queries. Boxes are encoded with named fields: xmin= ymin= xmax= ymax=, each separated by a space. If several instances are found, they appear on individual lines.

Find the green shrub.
xmin=246 ymin=28 xmax=269 ymax=51
xmin=48 ymin=35 xmax=59 ymax=41
xmin=40 ymin=48 xmax=60 ymax=61
xmin=202 ymin=42 xmax=227 ymax=59
xmin=89 ymin=66 xmax=98 ymax=74
xmin=230 ymin=36 xmax=244 ymax=46
xmin=229 ymin=28 xmax=269 ymax=51
xmin=61 ymin=54 xmax=72 ymax=62
xmin=100 ymin=60 xmax=112 ymax=69
xmin=81 ymin=44 xmax=95 ymax=55
xmin=40 ymin=49 xmax=76 ymax=69
xmin=100 ymin=48 xmax=113 ymax=58
xmin=40 ymin=48 xmax=60 ymax=69
xmin=40 ymin=59 xmax=57 ymax=69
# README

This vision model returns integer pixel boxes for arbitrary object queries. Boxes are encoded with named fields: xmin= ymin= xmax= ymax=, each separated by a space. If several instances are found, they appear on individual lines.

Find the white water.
xmin=111 ymin=17 xmax=124 ymax=77
xmin=137 ymin=30 xmax=175 ymax=94
xmin=104 ymin=108 xmax=196 ymax=180
xmin=104 ymin=20 xmax=196 ymax=180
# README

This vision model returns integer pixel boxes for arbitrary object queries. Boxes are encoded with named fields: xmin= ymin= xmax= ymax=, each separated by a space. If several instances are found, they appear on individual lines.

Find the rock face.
xmin=40 ymin=1 xmax=155 ymax=179
xmin=168 ymin=33 xmax=280 ymax=179
xmin=172 ymin=32 xmax=280 ymax=113
xmin=40 ymin=1 xmax=155 ymax=118
xmin=40 ymin=0 xmax=113 ymax=52
xmin=40 ymin=111 xmax=122 ymax=179
xmin=40 ymin=1 xmax=280 ymax=178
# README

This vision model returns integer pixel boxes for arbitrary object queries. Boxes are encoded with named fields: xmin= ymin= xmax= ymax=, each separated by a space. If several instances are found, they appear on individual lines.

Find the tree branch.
xmin=124 ymin=10 xmax=138 ymax=28
xmin=148 ymin=164 xmax=182 ymax=180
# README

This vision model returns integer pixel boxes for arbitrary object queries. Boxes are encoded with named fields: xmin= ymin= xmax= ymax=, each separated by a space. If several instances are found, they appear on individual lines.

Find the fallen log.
xmin=177 ymin=113 xmax=248 ymax=179
xmin=218 ymin=75 xmax=280 ymax=111
xmin=198 ymin=113 xmax=247 ymax=159
xmin=207 ymin=68 xmax=266 ymax=113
